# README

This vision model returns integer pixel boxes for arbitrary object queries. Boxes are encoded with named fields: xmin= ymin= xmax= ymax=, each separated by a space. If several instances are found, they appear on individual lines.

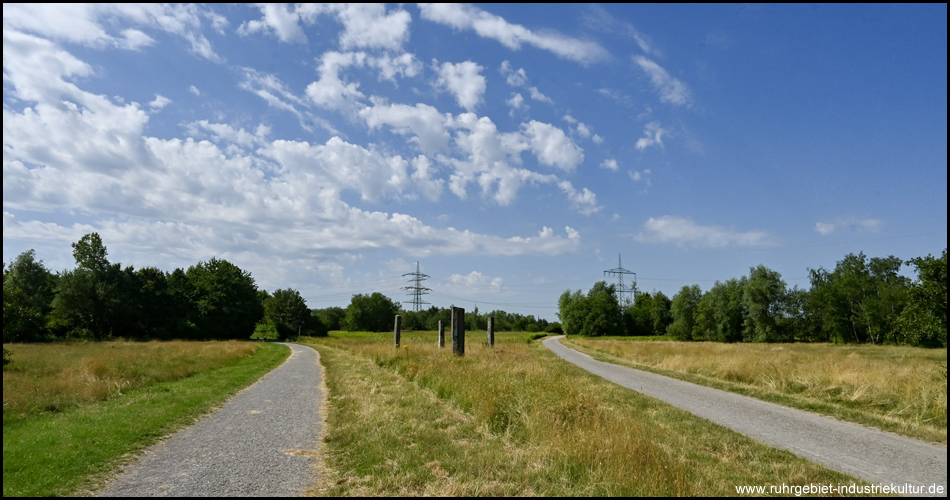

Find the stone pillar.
xmin=393 ymin=315 xmax=401 ymax=348
xmin=452 ymin=306 xmax=465 ymax=356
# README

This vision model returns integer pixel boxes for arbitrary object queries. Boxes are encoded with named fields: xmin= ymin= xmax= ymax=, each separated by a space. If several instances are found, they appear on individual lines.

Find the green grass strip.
xmin=2 ymin=342 xmax=289 ymax=497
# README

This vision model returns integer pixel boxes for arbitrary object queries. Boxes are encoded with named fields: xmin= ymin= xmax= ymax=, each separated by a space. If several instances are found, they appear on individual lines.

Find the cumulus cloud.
xmin=527 ymin=86 xmax=552 ymax=103
xmin=500 ymin=60 xmax=527 ymax=87
xmin=634 ymin=56 xmax=691 ymax=106
xmin=635 ymin=121 xmax=668 ymax=150
xmin=521 ymin=121 xmax=584 ymax=171
xmin=506 ymin=93 xmax=526 ymax=113
xmin=149 ymin=94 xmax=172 ymax=111
xmin=635 ymin=216 xmax=774 ymax=247
xmin=601 ymin=159 xmax=619 ymax=171
xmin=238 ymin=4 xmax=411 ymax=50
xmin=558 ymin=181 xmax=602 ymax=216
xmin=360 ymin=100 xmax=452 ymax=155
xmin=435 ymin=60 xmax=486 ymax=112
xmin=419 ymin=3 xmax=608 ymax=64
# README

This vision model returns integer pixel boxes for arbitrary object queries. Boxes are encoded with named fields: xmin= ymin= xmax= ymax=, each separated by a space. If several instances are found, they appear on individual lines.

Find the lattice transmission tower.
xmin=402 ymin=261 xmax=431 ymax=312
xmin=604 ymin=254 xmax=639 ymax=308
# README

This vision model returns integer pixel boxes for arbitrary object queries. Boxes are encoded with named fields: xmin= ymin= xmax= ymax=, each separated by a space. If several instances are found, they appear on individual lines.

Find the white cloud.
xmin=601 ymin=159 xmax=619 ymax=171
xmin=521 ymin=120 xmax=584 ymax=171
xmin=333 ymin=4 xmax=412 ymax=51
xmin=527 ymin=86 xmax=552 ymax=103
xmin=635 ymin=121 xmax=668 ymax=150
xmin=558 ymin=181 xmax=602 ymax=216
xmin=149 ymin=94 xmax=172 ymax=111
xmin=370 ymin=52 xmax=422 ymax=81
xmin=435 ymin=60 xmax=486 ymax=112
xmin=449 ymin=271 xmax=504 ymax=290
xmin=359 ymin=100 xmax=452 ymax=155
xmin=3 ymin=4 xmax=219 ymax=60
xmin=188 ymin=85 xmax=201 ymax=96
xmin=575 ymin=122 xmax=592 ymax=138
xmin=633 ymin=56 xmax=692 ymax=107
xmin=239 ymin=4 xmax=411 ymax=50
xmin=506 ymin=93 xmax=527 ymax=116
xmin=592 ymin=134 xmax=604 ymax=145
xmin=635 ymin=216 xmax=774 ymax=247
xmin=305 ymin=51 xmax=368 ymax=115
xmin=629 ymin=169 xmax=651 ymax=188
xmin=419 ymin=3 xmax=608 ymax=64
xmin=499 ymin=60 xmax=527 ymax=86
xmin=237 ymin=3 xmax=311 ymax=43
xmin=815 ymin=222 xmax=835 ymax=236
xmin=814 ymin=218 xmax=884 ymax=236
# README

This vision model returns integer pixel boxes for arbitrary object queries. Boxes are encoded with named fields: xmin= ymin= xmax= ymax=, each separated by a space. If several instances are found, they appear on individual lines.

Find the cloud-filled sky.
xmin=3 ymin=4 xmax=947 ymax=320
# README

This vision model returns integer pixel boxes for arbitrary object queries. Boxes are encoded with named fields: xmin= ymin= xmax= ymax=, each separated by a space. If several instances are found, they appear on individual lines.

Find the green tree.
xmin=48 ymin=234 xmax=133 ymax=339
xmin=557 ymin=282 xmax=623 ymax=336
xmin=185 ymin=258 xmax=263 ymax=340
xmin=697 ymin=278 xmax=746 ymax=343
xmin=3 ymin=250 xmax=56 ymax=342
xmin=808 ymin=253 xmax=911 ymax=344
xmin=896 ymin=249 xmax=947 ymax=347
xmin=313 ymin=306 xmax=346 ymax=331
xmin=344 ymin=292 xmax=400 ymax=332
xmin=668 ymin=284 xmax=703 ymax=341
xmin=264 ymin=288 xmax=324 ymax=339
xmin=742 ymin=265 xmax=788 ymax=343
xmin=625 ymin=292 xmax=655 ymax=336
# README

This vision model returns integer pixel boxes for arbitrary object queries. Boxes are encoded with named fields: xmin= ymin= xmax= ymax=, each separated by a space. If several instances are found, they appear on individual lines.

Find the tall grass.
xmin=565 ymin=338 xmax=948 ymax=443
xmin=3 ymin=340 xmax=258 ymax=417
xmin=304 ymin=332 xmax=860 ymax=496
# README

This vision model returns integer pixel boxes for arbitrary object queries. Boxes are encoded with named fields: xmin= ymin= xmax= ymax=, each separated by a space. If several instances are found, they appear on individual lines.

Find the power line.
xmin=401 ymin=261 xmax=431 ymax=312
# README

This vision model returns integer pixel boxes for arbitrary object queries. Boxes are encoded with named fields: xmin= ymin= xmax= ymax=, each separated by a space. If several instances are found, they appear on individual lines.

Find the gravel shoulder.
xmin=98 ymin=342 xmax=324 ymax=497
xmin=543 ymin=336 xmax=947 ymax=494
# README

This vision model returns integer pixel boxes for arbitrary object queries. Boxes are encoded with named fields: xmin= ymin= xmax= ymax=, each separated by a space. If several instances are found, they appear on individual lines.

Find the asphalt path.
xmin=99 ymin=342 xmax=324 ymax=497
xmin=543 ymin=336 xmax=947 ymax=495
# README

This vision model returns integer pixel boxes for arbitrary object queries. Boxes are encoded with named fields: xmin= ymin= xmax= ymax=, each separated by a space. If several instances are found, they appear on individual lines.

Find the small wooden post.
xmin=487 ymin=316 xmax=495 ymax=346
xmin=437 ymin=319 xmax=445 ymax=348
xmin=394 ymin=315 xmax=401 ymax=348
xmin=452 ymin=306 xmax=465 ymax=356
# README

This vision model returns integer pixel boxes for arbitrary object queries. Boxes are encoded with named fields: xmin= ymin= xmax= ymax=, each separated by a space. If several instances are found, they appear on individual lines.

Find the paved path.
xmin=544 ymin=336 xmax=947 ymax=494
xmin=99 ymin=343 xmax=324 ymax=497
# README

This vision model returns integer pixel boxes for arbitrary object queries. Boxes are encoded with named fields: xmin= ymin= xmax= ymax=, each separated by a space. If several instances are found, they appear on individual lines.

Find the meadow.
xmin=302 ymin=331 xmax=866 ymax=496
xmin=2 ymin=340 xmax=289 ymax=497
xmin=562 ymin=337 xmax=948 ymax=444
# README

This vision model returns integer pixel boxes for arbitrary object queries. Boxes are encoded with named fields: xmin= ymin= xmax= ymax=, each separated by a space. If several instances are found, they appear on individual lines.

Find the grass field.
xmin=563 ymin=337 xmax=948 ymax=444
xmin=302 ymin=331 xmax=865 ymax=496
xmin=2 ymin=340 xmax=289 ymax=497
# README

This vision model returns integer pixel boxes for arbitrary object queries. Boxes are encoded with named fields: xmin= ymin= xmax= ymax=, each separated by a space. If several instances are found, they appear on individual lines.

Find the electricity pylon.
xmin=402 ymin=261 xmax=431 ymax=312
xmin=604 ymin=254 xmax=638 ymax=308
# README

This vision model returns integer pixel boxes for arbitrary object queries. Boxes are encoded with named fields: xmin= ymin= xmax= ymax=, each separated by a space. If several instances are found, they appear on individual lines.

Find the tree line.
xmin=3 ymin=233 xmax=322 ymax=342
xmin=311 ymin=297 xmax=560 ymax=334
xmin=558 ymin=250 xmax=947 ymax=348
xmin=4 ymin=233 xmax=561 ymax=344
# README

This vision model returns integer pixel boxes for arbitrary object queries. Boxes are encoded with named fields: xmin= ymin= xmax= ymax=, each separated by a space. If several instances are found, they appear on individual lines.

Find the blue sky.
xmin=3 ymin=4 xmax=946 ymax=321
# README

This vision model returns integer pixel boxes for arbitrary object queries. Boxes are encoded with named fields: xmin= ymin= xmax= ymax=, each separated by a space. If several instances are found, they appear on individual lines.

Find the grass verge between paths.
xmin=2 ymin=342 xmax=289 ymax=497
xmin=303 ymin=332 xmax=865 ymax=496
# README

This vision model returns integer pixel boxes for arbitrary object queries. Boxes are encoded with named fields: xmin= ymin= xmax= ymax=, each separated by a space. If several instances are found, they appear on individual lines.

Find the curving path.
xmin=544 ymin=336 xmax=947 ymax=494
xmin=99 ymin=342 xmax=324 ymax=497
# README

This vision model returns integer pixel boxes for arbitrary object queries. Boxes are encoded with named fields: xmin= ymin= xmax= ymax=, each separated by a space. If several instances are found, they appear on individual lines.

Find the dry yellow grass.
xmin=565 ymin=338 xmax=948 ymax=443
xmin=305 ymin=332 xmax=861 ymax=496
xmin=3 ymin=340 xmax=259 ymax=416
